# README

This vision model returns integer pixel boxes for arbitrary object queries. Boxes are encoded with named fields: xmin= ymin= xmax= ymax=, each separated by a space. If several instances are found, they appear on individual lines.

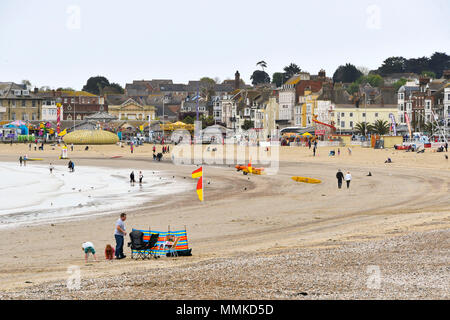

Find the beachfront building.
xmin=279 ymin=73 xmax=311 ymax=123
xmin=38 ymin=90 xmax=107 ymax=121
xmin=410 ymin=77 xmax=448 ymax=131
xmin=0 ymin=83 xmax=42 ymax=121
xmin=40 ymin=96 xmax=61 ymax=121
xmin=397 ymin=81 xmax=419 ymax=125
xmin=263 ymin=96 xmax=280 ymax=133
xmin=329 ymin=85 xmax=397 ymax=134
xmin=296 ymin=88 xmax=322 ymax=127
xmin=333 ymin=105 xmax=398 ymax=134
xmin=106 ymin=95 xmax=156 ymax=121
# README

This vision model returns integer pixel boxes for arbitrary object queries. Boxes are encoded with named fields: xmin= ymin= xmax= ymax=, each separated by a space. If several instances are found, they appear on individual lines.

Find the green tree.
xmin=354 ymin=122 xmax=373 ymax=135
xmin=283 ymin=63 xmax=301 ymax=79
xmin=272 ymin=72 xmax=285 ymax=87
xmin=242 ymin=120 xmax=254 ymax=131
xmin=393 ymin=78 xmax=407 ymax=91
xmin=200 ymin=77 xmax=216 ymax=101
xmin=103 ymin=83 xmax=124 ymax=94
xmin=256 ymin=61 xmax=268 ymax=71
xmin=429 ymin=52 xmax=450 ymax=78
xmin=405 ymin=57 xmax=430 ymax=74
xmin=421 ymin=71 xmax=436 ymax=79
xmin=366 ymin=74 xmax=384 ymax=87
xmin=346 ymin=82 xmax=360 ymax=95
xmin=333 ymin=64 xmax=363 ymax=83
xmin=250 ymin=70 xmax=270 ymax=86
xmin=82 ymin=76 xmax=111 ymax=95
xmin=376 ymin=57 xmax=407 ymax=76
xmin=371 ymin=120 xmax=390 ymax=135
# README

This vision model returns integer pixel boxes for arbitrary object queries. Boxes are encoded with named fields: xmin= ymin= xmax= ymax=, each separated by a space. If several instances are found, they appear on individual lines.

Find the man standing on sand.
xmin=336 ymin=169 xmax=344 ymax=189
xmin=130 ymin=171 xmax=135 ymax=186
xmin=114 ymin=213 xmax=127 ymax=260
xmin=345 ymin=171 xmax=352 ymax=189
xmin=445 ymin=142 xmax=448 ymax=152
xmin=19 ymin=156 xmax=23 ymax=167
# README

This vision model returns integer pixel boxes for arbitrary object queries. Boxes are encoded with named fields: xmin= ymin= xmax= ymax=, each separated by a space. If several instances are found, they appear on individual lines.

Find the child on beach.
xmin=82 ymin=242 xmax=98 ymax=263
xmin=105 ymin=244 xmax=115 ymax=260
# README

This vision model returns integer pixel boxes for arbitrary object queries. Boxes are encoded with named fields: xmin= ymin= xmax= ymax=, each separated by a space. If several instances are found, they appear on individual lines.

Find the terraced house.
xmin=0 ymin=82 xmax=42 ymax=121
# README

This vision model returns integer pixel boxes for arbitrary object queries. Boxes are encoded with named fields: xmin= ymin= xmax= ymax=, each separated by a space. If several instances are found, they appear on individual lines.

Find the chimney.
xmin=34 ymin=87 xmax=38 ymax=94
xmin=318 ymin=69 xmax=326 ymax=78
xmin=234 ymin=71 xmax=240 ymax=90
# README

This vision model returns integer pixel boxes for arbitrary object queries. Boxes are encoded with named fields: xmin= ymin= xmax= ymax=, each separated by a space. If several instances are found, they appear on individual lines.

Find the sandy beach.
xmin=0 ymin=143 xmax=449 ymax=299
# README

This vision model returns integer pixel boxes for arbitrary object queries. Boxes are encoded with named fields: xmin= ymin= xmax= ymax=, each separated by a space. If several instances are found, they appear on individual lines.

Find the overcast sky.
xmin=0 ymin=0 xmax=449 ymax=90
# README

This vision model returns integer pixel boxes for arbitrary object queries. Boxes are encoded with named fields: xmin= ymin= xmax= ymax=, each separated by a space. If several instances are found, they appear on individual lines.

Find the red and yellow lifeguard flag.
xmin=192 ymin=167 xmax=203 ymax=202
xmin=192 ymin=167 xmax=203 ymax=179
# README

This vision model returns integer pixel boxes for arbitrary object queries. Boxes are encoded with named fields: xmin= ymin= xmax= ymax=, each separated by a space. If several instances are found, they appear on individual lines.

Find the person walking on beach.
xmin=71 ymin=143 xmax=74 ymax=152
xmin=28 ymin=143 xmax=31 ymax=151
xmin=445 ymin=142 xmax=448 ymax=152
xmin=345 ymin=171 xmax=352 ymax=189
xmin=138 ymin=171 xmax=143 ymax=185
xmin=313 ymin=145 xmax=316 ymax=157
xmin=338 ymin=148 xmax=341 ymax=156
xmin=114 ymin=213 xmax=127 ymax=260
xmin=130 ymin=171 xmax=135 ymax=186
xmin=82 ymin=241 xmax=98 ymax=263
xmin=130 ymin=144 xmax=134 ymax=154
xmin=49 ymin=163 xmax=54 ymax=174
xmin=153 ymin=145 xmax=156 ymax=153
xmin=336 ymin=169 xmax=344 ymax=189
xmin=23 ymin=155 xmax=27 ymax=166
xmin=19 ymin=156 xmax=23 ymax=167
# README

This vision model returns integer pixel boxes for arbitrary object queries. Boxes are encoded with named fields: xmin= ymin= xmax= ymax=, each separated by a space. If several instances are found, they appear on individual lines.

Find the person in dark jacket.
xmin=336 ymin=169 xmax=344 ymax=189
xmin=130 ymin=171 xmax=135 ymax=186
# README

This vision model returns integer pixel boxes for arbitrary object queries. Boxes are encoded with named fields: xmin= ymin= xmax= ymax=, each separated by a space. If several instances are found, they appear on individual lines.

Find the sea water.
xmin=0 ymin=162 xmax=191 ymax=228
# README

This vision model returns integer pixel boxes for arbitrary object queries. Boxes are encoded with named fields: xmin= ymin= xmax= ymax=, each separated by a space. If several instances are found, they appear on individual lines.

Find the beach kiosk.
xmin=60 ymin=145 xmax=68 ymax=159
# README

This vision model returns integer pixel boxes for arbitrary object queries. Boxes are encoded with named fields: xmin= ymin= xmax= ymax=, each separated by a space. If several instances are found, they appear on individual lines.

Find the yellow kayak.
xmin=26 ymin=158 xmax=44 ymax=161
xmin=291 ymin=176 xmax=322 ymax=184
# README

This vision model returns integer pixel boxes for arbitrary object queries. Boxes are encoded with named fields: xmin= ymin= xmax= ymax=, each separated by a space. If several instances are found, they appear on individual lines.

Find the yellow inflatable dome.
xmin=63 ymin=130 xmax=119 ymax=145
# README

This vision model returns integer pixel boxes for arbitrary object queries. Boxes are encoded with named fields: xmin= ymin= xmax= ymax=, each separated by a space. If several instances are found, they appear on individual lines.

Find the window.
xmin=350 ymin=121 xmax=353 ymax=128
xmin=341 ymin=113 xmax=345 ymax=117
xmin=71 ymin=98 xmax=75 ymax=103
xmin=22 ymin=100 xmax=26 ymax=107
xmin=32 ymin=100 xmax=36 ymax=107
xmin=11 ymin=112 xmax=16 ymax=120
xmin=362 ymin=113 xmax=366 ymax=117
xmin=12 ymin=100 xmax=16 ymax=107
xmin=341 ymin=121 xmax=345 ymax=128
xmin=64 ymin=98 xmax=68 ymax=103
xmin=375 ymin=113 xmax=379 ymax=117
xmin=350 ymin=112 xmax=353 ymax=117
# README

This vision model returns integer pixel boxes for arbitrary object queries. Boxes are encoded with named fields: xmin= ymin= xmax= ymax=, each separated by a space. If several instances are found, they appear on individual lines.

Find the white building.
xmin=397 ymin=82 xmax=419 ymax=124
xmin=41 ymin=98 xmax=61 ymax=121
